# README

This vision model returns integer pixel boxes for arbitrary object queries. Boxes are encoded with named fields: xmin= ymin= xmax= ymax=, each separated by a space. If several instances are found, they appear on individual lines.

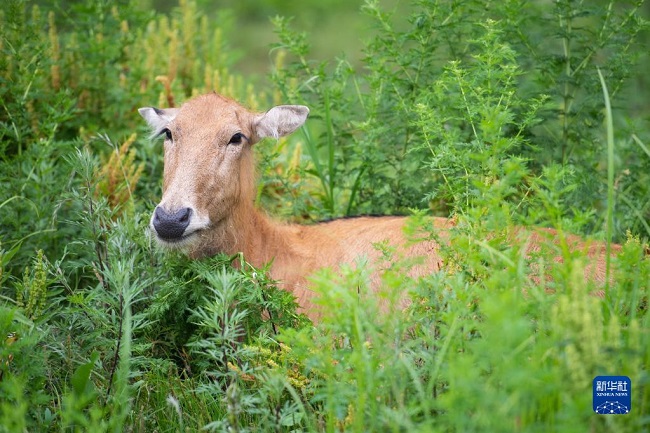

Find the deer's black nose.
xmin=152 ymin=206 xmax=191 ymax=240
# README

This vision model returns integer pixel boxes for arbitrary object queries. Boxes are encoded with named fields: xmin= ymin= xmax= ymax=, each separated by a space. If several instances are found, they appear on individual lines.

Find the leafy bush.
xmin=272 ymin=0 xmax=650 ymax=239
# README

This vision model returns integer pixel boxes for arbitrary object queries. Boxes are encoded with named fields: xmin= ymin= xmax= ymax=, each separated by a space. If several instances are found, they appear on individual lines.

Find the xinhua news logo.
xmin=593 ymin=376 xmax=631 ymax=415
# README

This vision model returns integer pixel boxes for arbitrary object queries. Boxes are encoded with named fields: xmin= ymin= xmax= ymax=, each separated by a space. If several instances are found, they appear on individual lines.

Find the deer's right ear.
xmin=138 ymin=107 xmax=179 ymax=135
xmin=254 ymin=105 xmax=309 ymax=141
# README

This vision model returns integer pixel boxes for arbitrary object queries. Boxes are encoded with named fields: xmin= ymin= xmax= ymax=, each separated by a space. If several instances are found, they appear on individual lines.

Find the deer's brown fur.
xmin=140 ymin=92 xmax=618 ymax=321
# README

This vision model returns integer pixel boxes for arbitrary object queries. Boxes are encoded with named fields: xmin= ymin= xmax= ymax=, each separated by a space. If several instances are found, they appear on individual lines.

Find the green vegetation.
xmin=1 ymin=0 xmax=649 ymax=431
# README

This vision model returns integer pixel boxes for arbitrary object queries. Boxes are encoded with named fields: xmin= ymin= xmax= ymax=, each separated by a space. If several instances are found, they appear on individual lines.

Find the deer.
xmin=139 ymin=92 xmax=619 ymax=321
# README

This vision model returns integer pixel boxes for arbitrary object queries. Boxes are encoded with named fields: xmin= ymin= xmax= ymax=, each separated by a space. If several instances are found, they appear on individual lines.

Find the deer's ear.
xmin=254 ymin=105 xmax=309 ymax=140
xmin=138 ymin=107 xmax=179 ymax=135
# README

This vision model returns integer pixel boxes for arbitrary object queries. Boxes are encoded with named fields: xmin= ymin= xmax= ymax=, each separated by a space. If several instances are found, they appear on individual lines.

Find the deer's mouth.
xmin=156 ymin=228 xmax=201 ymax=244
xmin=150 ymin=206 xmax=209 ymax=248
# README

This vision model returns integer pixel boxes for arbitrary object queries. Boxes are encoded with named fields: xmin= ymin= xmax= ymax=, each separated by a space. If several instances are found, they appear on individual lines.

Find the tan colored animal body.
xmin=139 ymin=92 xmax=617 ymax=320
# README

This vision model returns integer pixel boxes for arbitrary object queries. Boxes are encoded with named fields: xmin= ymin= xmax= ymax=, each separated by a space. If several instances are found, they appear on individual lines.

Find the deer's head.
xmin=139 ymin=92 xmax=309 ymax=249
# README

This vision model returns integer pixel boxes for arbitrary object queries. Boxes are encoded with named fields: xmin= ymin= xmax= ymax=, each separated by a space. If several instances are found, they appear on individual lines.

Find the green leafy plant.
xmin=271 ymin=0 xmax=649 ymax=239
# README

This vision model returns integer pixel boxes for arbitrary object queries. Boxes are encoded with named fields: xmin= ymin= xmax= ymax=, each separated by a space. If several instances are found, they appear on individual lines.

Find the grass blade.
xmin=597 ymin=67 xmax=615 ymax=290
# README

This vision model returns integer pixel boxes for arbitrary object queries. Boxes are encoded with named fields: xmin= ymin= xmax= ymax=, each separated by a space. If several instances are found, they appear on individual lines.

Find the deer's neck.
xmin=192 ymin=201 xmax=293 ymax=267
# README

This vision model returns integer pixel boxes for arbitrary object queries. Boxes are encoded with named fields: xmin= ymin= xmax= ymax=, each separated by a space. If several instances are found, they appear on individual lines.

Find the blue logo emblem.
xmin=593 ymin=376 xmax=631 ymax=414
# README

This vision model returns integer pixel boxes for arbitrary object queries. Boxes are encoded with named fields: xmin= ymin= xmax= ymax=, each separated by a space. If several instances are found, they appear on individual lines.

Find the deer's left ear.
xmin=254 ymin=105 xmax=309 ymax=141
xmin=138 ymin=107 xmax=179 ymax=135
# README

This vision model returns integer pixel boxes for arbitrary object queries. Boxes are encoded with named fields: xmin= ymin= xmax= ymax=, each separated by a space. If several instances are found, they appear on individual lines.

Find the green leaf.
xmin=71 ymin=352 xmax=99 ymax=396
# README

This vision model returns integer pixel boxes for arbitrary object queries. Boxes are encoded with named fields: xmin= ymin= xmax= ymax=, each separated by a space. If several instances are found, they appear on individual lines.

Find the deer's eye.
xmin=228 ymin=132 xmax=246 ymax=145
xmin=161 ymin=128 xmax=172 ymax=141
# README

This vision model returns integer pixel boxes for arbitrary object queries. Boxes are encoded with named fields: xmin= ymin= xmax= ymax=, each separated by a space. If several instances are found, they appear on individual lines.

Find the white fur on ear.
xmin=138 ymin=107 xmax=179 ymax=135
xmin=255 ymin=105 xmax=310 ymax=140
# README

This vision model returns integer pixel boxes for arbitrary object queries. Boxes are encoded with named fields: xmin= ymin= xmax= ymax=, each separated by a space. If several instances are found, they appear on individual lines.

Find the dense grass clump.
xmin=0 ymin=0 xmax=648 ymax=431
